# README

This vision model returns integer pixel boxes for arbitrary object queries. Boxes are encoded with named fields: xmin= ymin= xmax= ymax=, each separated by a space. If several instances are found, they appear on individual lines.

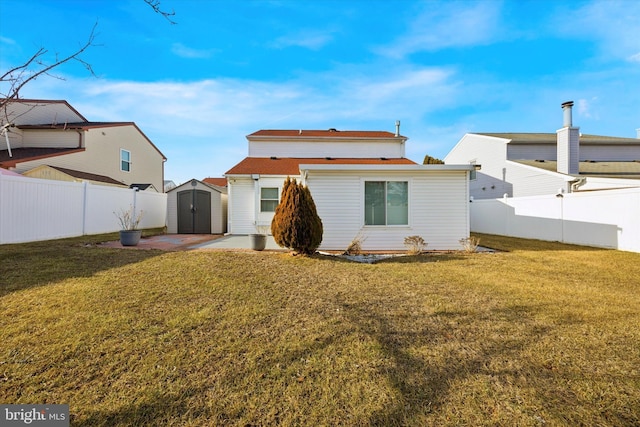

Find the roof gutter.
xmin=298 ymin=163 xmax=479 ymax=172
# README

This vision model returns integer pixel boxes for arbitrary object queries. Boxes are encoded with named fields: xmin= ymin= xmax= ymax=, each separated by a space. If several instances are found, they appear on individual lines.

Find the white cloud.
xmin=628 ymin=52 xmax=640 ymax=63
xmin=375 ymin=1 xmax=502 ymax=58
xmin=555 ymin=0 xmax=640 ymax=62
xmin=171 ymin=43 xmax=218 ymax=59
xmin=577 ymin=97 xmax=600 ymax=121
xmin=18 ymin=65 xmax=459 ymax=183
xmin=270 ymin=30 xmax=333 ymax=50
xmin=0 ymin=36 xmax=16 ymax=45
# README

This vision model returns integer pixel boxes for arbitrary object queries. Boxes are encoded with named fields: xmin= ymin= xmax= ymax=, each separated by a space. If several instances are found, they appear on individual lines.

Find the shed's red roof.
xmin=248 ymin=129 xmax=403 ymax=139
xmin=225 ymin=157 xmax=416 ymax=175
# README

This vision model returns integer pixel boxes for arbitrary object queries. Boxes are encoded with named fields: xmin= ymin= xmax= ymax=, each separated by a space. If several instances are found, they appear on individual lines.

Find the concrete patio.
xmin=191 ymin=234 xmax=282 ymax=250
xmin=99 ymin=234 xmax=283 ymax=251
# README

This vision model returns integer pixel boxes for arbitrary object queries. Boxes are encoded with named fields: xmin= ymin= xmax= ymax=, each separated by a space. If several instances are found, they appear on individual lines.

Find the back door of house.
xmin=177 ymin=189 xmax=211 ymax=234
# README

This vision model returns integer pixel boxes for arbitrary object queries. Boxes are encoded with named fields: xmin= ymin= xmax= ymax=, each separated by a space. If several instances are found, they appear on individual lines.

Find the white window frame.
xmin=363 ymin=179 xmax=410 ymax=227
xmin=120 ymin=149 xmax=131 ymax=172
xmin=260 ymin=187 xmax=280 ymax=212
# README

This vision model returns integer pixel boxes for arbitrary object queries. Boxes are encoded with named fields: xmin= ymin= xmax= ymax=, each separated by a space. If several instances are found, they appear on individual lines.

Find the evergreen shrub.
xmin=271 ymin=176 xmax=323 ymax=255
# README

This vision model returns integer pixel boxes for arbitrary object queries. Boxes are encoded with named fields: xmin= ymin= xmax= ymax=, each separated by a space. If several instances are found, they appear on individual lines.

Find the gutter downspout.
xmin=2 ymin=130 xmax=11 ymax=158
xmin=76 ymin=130 xmax=84 ymax=148
xmin=1 ymin=124 xmax=13 ymax=157
xmin=570 ymin=177 xmax=587 ymax=192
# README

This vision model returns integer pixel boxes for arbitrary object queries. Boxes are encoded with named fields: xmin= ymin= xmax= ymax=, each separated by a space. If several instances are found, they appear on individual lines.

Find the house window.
xmin=260 ymin=187 xmax=279 ymax=212
xmin=121 ymin=149 xmax=131 ymax=172
xmin=469 ymin=160 xmax=477 ymax=180
xmin=364 ymin=181 xmax=408 ymax=226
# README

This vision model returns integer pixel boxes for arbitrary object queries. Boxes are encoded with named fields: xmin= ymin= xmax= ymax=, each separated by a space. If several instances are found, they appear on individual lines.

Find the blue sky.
xmin=1 ymin=0 xmax=639 ymax=185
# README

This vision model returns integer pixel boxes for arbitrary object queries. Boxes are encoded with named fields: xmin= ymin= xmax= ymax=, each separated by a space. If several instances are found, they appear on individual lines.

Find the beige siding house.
xmin=1 ymin=99 xmax=166 ymax=191
xmin=21 ymin=165 xmax=128 ymax=187
xmin=225 ymin=126 xmax=475 ymax=251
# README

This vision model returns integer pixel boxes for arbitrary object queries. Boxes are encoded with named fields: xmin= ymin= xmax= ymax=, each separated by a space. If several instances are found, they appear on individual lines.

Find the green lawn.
xmin=1 ymin=233 xmax=639 ymax=426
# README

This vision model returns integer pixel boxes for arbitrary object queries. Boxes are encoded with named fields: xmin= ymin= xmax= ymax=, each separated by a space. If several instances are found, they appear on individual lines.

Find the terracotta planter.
xmin=250 ymin=234 xmax=267 ymax=251
xmin=120 ymin=230 xmax=142 ymax=246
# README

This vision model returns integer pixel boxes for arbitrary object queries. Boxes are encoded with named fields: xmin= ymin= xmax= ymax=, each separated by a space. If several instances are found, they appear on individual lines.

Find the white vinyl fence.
xmin=0 ymin=174 xmax=167 ymax=244
xmin=470 ymin=187 xmax=640 ymax=253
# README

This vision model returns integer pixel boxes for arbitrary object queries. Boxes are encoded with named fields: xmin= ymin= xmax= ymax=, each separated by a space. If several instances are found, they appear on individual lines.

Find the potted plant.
xmin=250 ymin=224 xmax=268 ymax=251
xmin=114 ymin=206 xmax=144 ymax=246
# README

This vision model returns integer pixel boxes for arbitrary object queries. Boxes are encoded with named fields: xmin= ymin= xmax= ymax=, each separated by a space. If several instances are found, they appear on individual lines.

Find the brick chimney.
xmin=556 ymin=101 xmax=580 ymax=175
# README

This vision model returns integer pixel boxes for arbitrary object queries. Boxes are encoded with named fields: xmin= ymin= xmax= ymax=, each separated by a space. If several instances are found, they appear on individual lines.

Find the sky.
xmin=1 ymin=0 xmax=639 ymax=186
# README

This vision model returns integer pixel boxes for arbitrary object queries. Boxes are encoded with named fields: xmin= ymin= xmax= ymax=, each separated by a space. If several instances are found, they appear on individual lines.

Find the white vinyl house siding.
xmin=227 ymin=177 xmax=257 ymax=234
xmin=507 ymin=144 xmax=556 ymax=161
xmin=248 ymin=140 xmax=404 ymax=159
xmin=412 ymin=172 xmax=470 ymax=249
xmin=445 ymin=134 xmax=509 ymax=199
xmin=254 ymin=176 xmax=287 ymax=227
xmin=580 ymin=145 xmax=640 ymax=161
xmin=306 ymin=169 xmax=470 ymax=251
xmin=306 ymin=174 xmax=362 ymax=250
xmin=506 ymin=161 xmax=570 ymax=197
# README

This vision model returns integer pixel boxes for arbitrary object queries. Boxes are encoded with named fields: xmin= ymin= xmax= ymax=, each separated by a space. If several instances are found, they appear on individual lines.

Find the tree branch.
xmin=0 ymin=22 xmax=99 ymax=123
xmin=143 ymin=0 xmax=177 ymax=24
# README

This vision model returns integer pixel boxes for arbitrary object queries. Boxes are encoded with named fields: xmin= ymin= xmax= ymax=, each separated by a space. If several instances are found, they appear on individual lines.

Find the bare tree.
xmin=1 ymin=1 xmax=176 ymax=123
xmin=144 ymin=0 xmax=177 ymax=25
xmin=0 ymin=22 xmax=98 ymax=122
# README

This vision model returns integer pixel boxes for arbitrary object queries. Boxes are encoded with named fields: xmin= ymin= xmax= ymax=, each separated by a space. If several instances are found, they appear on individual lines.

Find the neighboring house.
xmin=0 ymin=99 xmax=166 ymax=192
xmin=22 ymin=164 xmax=127 ymax=187
xmin=225 ymin=126 xmax=476 ymax=251
xmin=445 ymin=101 xmax=640 ymax=200
xmin=164 ymin=180 xmax=177 ymax=192
xmin=166 ymin=179 xmax=227 ymax=234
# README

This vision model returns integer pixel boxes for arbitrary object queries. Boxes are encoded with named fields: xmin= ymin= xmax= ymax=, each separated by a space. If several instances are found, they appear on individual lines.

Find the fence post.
xmin=503 ymin=194 xmax=510 ymax=236
xmin=82 ymin=182 xmax=88 ymax=236
xmin=558 ymin=195 xmax=564 ymax=243
xmin=133 ymin=187 xmax=138 ymax=219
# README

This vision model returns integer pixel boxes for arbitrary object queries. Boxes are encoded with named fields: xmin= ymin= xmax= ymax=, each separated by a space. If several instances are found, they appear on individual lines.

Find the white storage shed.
xmin=166 ymin=179 xmax=227 ymax=234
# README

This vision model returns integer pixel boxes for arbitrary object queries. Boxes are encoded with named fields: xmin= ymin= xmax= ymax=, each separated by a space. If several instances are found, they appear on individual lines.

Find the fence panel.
xmin=0 ymin=174 xmax=167 ymax=244
xmin=0 ymin=174 xmax=84 ymax=243
xmin=470 ymin=188 xmax=640 ymax=253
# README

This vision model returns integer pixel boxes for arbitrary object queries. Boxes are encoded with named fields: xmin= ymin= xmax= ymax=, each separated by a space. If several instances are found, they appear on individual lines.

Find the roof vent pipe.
xmin=561 ymin=101 xmax=574 ymax=127
xmin=395 ymin=120 xmax=400 ymax=137
xmin=636 ymin=128 xmax=640 ymax=139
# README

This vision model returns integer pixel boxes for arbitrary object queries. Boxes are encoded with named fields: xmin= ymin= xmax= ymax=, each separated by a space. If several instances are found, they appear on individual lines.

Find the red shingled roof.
xmin=248 ymin=129 xmax=402 ymax=139
xmin=203 ymin=177 xmax=228 ymax=187
xmin=226 ymin=157 xmax=416 ymax=175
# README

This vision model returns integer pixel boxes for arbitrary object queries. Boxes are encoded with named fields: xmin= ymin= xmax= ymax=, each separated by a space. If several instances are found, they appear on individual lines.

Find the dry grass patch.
xmin=1 ymin=233 xmax=639 ymax=426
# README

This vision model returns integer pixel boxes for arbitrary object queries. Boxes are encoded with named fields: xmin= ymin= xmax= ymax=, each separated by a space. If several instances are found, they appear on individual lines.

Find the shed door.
xmin=177 ymin=189 xmax=211 ymax=234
